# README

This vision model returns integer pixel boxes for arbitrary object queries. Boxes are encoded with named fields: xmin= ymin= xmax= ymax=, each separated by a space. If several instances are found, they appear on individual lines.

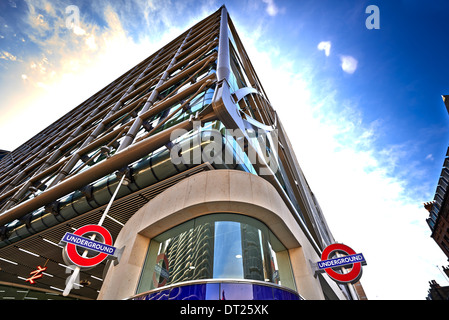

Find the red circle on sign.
xmin=65 ymin=225 xmax=113 ymax=268
xmin=320 ymin=243 xmax=363 ymax=284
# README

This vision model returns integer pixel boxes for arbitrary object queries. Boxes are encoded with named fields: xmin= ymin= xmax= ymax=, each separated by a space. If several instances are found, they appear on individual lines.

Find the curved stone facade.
xmin=98 ymin=169 xmax=345 ymax=300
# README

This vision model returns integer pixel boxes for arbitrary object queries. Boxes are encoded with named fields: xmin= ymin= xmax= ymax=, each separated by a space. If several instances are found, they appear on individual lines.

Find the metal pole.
xmin=117 ymin=29 xmax=193 ymax=152
xmin=98 ymin=174 xmax=126 ymax=227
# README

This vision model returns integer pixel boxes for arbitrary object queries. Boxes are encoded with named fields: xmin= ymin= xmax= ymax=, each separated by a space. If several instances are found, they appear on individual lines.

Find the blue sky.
xmin=1 ymin=0 xmax=449 ymax=300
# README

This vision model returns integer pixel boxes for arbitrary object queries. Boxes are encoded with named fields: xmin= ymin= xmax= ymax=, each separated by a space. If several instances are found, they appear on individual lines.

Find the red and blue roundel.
xmin=61 ymin=224 xmax=116 ymax=269
xmin=317 ymin=243 xmax=366 ymax=285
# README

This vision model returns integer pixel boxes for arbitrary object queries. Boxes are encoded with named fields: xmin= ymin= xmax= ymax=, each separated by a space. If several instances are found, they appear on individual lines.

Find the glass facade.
xmin=136 ymin=214 xmax=297 ymax=299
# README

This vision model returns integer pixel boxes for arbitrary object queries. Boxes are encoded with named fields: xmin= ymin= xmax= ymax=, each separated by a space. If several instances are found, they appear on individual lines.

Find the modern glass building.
xmin=0 ymin=6 xmax=364 ymax=300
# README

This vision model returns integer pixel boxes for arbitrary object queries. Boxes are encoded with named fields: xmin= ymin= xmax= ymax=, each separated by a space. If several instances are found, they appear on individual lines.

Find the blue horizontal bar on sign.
xmin=61 ymin=232 xmax=116 ymax=255
xmin=317 ymin=253 xmax=365 ymax=270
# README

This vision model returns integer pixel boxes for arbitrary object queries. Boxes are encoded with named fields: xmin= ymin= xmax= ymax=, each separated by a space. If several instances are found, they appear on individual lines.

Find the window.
xmin=136 ymin=214 xmax=296 ymax=294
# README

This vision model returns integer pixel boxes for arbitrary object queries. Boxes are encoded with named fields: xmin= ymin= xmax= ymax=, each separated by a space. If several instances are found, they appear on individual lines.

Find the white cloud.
xmin=0 ymin=50 xmax=18 ymax=61
xmin=317 ymin=41 xmax=331 ymax=57
xmin=340 ymin=55 xmax=358 ymax=74
xmin=73 ymin=25 xmax=86 ymax=36
xmin=7 ymin=0 xmax=17 ymax=8
xmin=85 ymin=34 xmax=97 ymax=50
xmin=262 ymin=0 xmax=280 ymax=16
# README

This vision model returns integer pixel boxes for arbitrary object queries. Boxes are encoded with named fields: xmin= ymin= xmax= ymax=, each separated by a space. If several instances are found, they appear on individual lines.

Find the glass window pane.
xmin=147 ymin=289 xmax=170 ymax=300
xmin=169 ymin=284 xmax=206 ymax=300
xmin=252 ymin=284 xmax=274 ymax=300
xmin=220 ymin=283 xmax=254 ymax=300
xmin=273 ymin=287 xmax=301 ymax=300
xmin=213 ymin=221 xmax=243 ymax=278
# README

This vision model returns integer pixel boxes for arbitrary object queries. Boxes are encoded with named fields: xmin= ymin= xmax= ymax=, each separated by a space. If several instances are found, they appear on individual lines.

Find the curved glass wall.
xmin=136 ymin=214 xmax=296 ymax=296
xmin=132 ymin=280 xmax=301 ymax=300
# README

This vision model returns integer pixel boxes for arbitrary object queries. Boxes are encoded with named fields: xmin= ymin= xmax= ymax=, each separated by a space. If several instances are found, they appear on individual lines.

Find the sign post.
xmin=59 ymin=173 xmax=126 ymax=296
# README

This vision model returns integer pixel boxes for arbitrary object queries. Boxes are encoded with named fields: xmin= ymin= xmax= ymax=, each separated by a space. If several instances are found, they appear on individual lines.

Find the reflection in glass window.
xmin=213 ymin=221 xmax=243 ymax=279
xmin=136 ymin=214 xmax=296 ymax=294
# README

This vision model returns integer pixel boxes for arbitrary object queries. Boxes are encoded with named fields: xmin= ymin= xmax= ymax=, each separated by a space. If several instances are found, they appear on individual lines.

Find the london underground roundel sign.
xmin=61 ymin=224 xmax=116 ymax=269
xmin=317 ymin=243 xmax=366 ymax=285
